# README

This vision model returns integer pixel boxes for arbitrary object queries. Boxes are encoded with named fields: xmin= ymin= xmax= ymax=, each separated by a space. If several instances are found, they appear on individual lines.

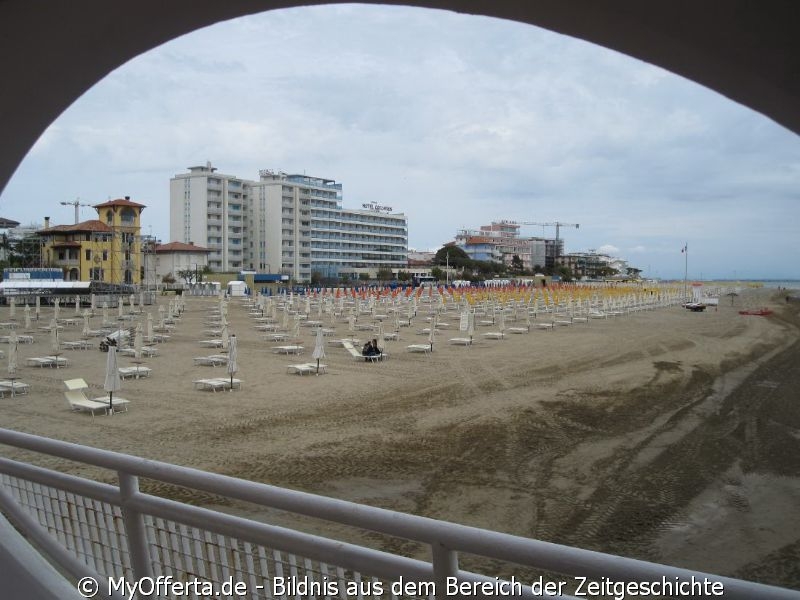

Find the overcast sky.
xmin=1 ymin=4 xmax=798 ymax=280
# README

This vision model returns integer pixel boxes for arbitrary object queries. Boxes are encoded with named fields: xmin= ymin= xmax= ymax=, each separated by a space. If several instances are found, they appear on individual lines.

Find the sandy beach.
xmin=2 ymin=286 xmax=799 ymax=590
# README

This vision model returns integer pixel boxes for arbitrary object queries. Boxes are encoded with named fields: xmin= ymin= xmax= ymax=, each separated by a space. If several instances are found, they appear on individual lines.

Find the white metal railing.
xmin=1 ymin=428 xmax=799 ymax=600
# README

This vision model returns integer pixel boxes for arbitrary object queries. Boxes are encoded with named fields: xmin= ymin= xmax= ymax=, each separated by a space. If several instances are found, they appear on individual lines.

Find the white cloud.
xmin=1 ymin=4 xmax=798 ymax=279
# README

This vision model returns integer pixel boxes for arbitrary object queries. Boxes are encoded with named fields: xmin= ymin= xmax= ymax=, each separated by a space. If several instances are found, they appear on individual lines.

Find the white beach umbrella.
xmin=53 ymin=297 xmax=60 ymax=321
xmin=428 ymin=314 xmax=436 ymax=352
xmin=291 ymin=317 xmax=300 ymax=340
xmin=24 ymin=305 xmax=31 ymax=330
xmin=50 ymin=319 xmax=60 ymax=355
xmin=35 ymin=296 xmax=40 ymax=320
xmin=133 ymin=323 xmax=143 ymax=361
xmin=82 ymin=310 xmax=91 ymax=337
xmin=90 ymin=294 xmax=96 ymax=311
xmin=146 ymin=312 xmax=153 ymax=340
xmin=226 ymin=334 xmax=238 ymax=390
xmin=118 ymin=299 xmax=124 ymax=318
xmin=139 ymin=291 xmax=144 ymax=309
xmin=221 ymin=322 xmax=229 ymax=350
xmin=129 ymin=294 xmax=135 ymax=310
xmin=75 ymin=295 xmax=81 ymax=314
xmin=467 ymin=311 xmax=475 ymax=342
xmin=312 ymin=327 xmax=325 ymax=375
xmin=497 ymin=310 xmax=506 ymax=336
xmin=102 ymin=302 xmax=109 ymax=325
xmin=377 ymin=323 xmax=385 ymax=353
xmin=104 ymin=348 xmax=122 ymax=412
xmin=9 ymin=298 xmax=15 ymax=319
xmin=8 ymin=331 xmax=18 ymax=379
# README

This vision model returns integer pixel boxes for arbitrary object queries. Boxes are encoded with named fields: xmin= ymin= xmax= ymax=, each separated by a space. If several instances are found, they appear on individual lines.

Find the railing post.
xmin=431 ymin=541 xmax=459 ymax=599
xmin=118 ymin=472 xmax=153 ymax=582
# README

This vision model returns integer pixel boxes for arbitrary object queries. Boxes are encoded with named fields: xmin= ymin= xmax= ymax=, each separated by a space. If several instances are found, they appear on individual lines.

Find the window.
xmin=85 ymin=249 xmax=91 ymax=261
xmin=102 ymin=250 xmax=108 ymax=261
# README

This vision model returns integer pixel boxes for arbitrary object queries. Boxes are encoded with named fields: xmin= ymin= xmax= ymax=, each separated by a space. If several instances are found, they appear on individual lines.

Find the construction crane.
xmin=515 ymin=221 xmax=580 ymax=267
xmin=60 ymin=198 xmax=91 ymax=224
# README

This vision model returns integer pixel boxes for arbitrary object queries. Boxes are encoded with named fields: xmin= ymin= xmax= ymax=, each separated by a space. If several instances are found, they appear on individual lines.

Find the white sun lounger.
xmin=482 ymin=332 xmax=505 ymax=340
xmin=26 ymin=356 xmax=69 ymax=368
xmin=61 ymin=339 xmax=93 ymax=350
xmin=118 ymin=366 xmax=152 ymax=379
xmin=449 ymin=337 xmax=473 ymax=345
xmin=119 ymin=346 xmax=158 ymax=357
xmin=0 ymin=380 xmax=30 ymax=396
xmin=507 ymin=326 xmax=530 ymax=334
xmin=193 ymin=378 xmax=242 ymax=391
xmin=198 ymin=339 xmax=224 ymax=348
xmin=193 ymin=355 xmax=227 ymax=366
xmin=406 ymin=344 xmax=432 ymax=354
xmin=287 ymin=363 xmax=327 ymax=375
xmin=64 ymin=389 xmax=129 ymax=415
xmin=272 ymin=345 xmax=303 ymax=355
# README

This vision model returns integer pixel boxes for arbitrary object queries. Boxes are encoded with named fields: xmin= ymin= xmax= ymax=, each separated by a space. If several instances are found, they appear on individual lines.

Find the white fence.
xmin=1 ymin=428 xmax=798 ymax=600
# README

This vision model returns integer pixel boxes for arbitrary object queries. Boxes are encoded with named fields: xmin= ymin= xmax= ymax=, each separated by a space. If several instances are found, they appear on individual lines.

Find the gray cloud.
xmin=1 ymin=4 xmax=798 ymax=279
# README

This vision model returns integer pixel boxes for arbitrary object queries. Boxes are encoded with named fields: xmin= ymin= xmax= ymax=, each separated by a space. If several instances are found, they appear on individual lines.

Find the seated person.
xmin=362 ymin=341 xmax=373 ymax=356
xmin=368 ymin=338 xmax=382 ymax=357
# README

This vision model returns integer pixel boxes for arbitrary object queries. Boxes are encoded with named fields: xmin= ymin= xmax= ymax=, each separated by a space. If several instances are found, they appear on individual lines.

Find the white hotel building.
xmin=169 ymin=164 xmax=407 ymax=282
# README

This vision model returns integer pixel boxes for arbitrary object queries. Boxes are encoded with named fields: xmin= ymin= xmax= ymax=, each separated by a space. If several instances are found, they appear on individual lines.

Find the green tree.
xmin=376 ymin=267 xmax=394 ymax=281
xmin=176 ymin=268 xmax=199 ymax=284
xmin=433 ymin=246 xmax=470 ymax=268
xmin=510 ymin=254 xmax=524 ymax=274
xmin=397 ymin=270 xmax=411 ymax=282
xmin=430 ymin=267 xmax=444 ymax=281
xmin=358 ymin=272 xmax=370 ymax=281
xmin=310 ymin=271 xmax=323 ymax=285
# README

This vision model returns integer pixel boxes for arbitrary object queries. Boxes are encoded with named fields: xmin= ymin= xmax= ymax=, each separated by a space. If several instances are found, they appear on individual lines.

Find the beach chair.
xmin=406 ymin=344 xmax=432 ymax=354
xmin=343 ymin=340 xmax=385 ymax=362
xmin=482 ymin=331 xmax=505 ymax=340
xmin=287 ymin=363 xmax=327 ymax=375
xmin=64 ymin=390 xmax=109 ymax=418
xmin=193 ymin=355 xmax=227 ymax=366
xmin=449 ymin=337 xmax=473 ymax=345
xmin=64 ymin=378 xmax=130 ymax=411
xmin=118 ymin=366 xmax=152 ymax=379
xmin=0 ymin=380 xmax=30 ymax=397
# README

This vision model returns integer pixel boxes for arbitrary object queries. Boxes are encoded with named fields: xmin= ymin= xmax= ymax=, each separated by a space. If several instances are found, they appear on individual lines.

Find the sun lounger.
xmin=61 ymin=339 xmax=94 ymax=350
xmin=406 ymin=344 xmax=432 ymax=354
xmin=26 ymin=356 xmax=69 ymax=368
xmin=328 ymin=338 xmax=360 ymax=347
xmin=64 ymin=389 xmax=129 ymax=415
xmin=118 ymin=366 xmax=152 ymax=379
xmin=535 ymin=322 xmax=555 ymax=330
xmin=119 ymin=346 xmax=158 ymax=357
xmin=193 ymin=378 xmax=242 ymax=391
xmin=198 ymin=339 xmax=224 ymax=348
xmin=265 ymin=333 xmax=290 ymax=342
xmin=342 ymin=340 xmax=386 ymax=362
xmin=193 ymin=355 xmax=227 ymax=366
xmin=482 ymin=332 xmax=505 ymax=340
xmin=272 ymin=345 xmax=304 ymax=355
xmin=449 ymin=337 xmax=473 ymax=345
xmin=507 ymin=326 xmax=530 ymax=334
xmin=0 ymin=380 xmax=30 ymax=396
xmin=287 ymin=363 xmax=327 ymax=375
xmin=554 ymin=319 xmax=572 ymax=327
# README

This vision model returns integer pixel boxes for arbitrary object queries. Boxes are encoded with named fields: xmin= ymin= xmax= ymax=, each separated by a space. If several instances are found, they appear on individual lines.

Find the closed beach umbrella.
xmin=226 ymin=334 xmax=238 ymax=390
xmin=104 ymin=348 xmax=121 ymax=412
xmin=24 ymin=305 xmax=31 ymax=330
xmin=291 ymin=316 xmax=300 ymax=340
xmin=90 ymin=294 xmax=96 ymax=311
xmin=8 ymin=331 xmax=18 ymax=378
xmin=9 ymin=298 xmax=14 ymax=319
xmin=82 ymin=310 xmax=91 ymax=337
xmin=467 ymin=311 xmax=475 ymax=343
xmin=221 ymin=321 xmax=229 ymax=350
xmin=139 ymin=291 xmax=144 ymax=309
xmin=102 ymin=302 xmax=109 ymax=324
xmin=50 ymin=319 xmax=60 ymax=355
xmin=118 ymin=299 xmax=124 ymax=318
xmin=146 ymin=312 xmax=153 ymax=340
xmin=53 ymin=297 xmax=60 ymax=321
xmin=75 ymin=295 xmax=81 ymax=314
xmin=312 ymin=327 xmax=325 ymax=374
xmin=35 ymin=296 xmax=40 ymax=320
xmin=133 ymin=323 xmax=143 ymax=361
xmin=428 ymin=314 xmax=436 ymax=352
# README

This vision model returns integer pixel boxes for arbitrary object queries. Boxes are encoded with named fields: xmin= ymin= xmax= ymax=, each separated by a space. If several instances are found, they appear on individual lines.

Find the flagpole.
xmin=683 ymin=242 xmax=688 ymax=301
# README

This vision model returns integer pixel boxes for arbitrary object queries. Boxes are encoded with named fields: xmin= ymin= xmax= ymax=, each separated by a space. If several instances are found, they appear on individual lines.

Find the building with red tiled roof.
xmin=150 ymin=241 xmax=211 ymax=284
xmin=36 ymin=197 xmax=146 ymax=284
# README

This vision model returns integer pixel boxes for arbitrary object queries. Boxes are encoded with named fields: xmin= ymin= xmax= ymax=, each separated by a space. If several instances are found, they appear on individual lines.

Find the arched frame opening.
xmin=0 ymin=1 xmax=798 ymax=195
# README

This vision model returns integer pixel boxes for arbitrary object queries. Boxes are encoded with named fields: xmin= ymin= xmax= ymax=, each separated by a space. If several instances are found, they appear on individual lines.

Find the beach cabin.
xmin=227 ymin=280 xmax=249 ymax=297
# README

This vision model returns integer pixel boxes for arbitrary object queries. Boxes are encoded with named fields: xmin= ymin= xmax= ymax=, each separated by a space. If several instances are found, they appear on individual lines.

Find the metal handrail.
xmin=1 ymin=427 xmax=799 ymax=599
